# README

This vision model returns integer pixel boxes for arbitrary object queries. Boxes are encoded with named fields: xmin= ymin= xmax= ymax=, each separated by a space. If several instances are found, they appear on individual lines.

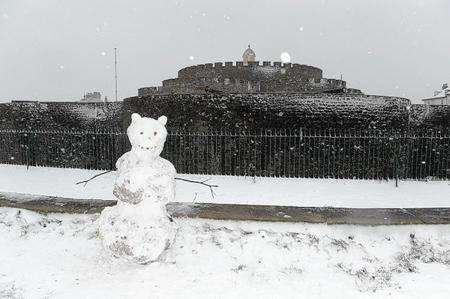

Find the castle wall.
xmin=0 ymin=102 xmax=124 ymax=131
xmin=1 ymin=96 xmax=447 ymax=134
xmin=138 ymin=61 xmax=347 ymax=96
xmin=410 ymin=104 xmax=450 ymax=130
xmin=125 ymin=94 xmax=413 ymax=132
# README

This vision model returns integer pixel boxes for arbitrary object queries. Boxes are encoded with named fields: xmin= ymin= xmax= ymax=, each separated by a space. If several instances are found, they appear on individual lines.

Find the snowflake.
xmin=280 ymin=52 xmax=291 ymax=63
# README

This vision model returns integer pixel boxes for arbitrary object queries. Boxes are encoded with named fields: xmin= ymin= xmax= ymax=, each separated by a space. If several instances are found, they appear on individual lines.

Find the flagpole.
xmin=114 ymin=47 xmax=118 ymax=102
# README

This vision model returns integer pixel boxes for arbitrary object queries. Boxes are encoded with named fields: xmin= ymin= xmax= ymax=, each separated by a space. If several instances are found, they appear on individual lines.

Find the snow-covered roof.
xmin=431 ymin=88 xmax=449 ymax=99
xmin=423 ymin=84 xmax=449 ymax=101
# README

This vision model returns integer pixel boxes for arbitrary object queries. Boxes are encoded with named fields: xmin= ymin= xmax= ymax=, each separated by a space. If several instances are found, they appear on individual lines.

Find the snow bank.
xmin=0 ymin=208 xmax=449 ymax=298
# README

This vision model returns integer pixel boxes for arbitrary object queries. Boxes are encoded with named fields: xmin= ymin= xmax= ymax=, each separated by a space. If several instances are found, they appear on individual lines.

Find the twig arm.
xmin=76 ymin=170 xmax=112 ymax=186
xmin=175 ymin=177 xmax=218 ymax=198
xmin=174 ymin=177 xmax=218 ymax=188
xmin=76 ymin=171 xmax=219 ymax=198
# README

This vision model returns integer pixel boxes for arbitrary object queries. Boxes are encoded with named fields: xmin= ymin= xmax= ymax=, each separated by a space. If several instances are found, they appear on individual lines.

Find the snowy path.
xmin=1 ymin=208 xmax=449 ymax=299
xmin=0 ymin=164 xmax=448 ymax=208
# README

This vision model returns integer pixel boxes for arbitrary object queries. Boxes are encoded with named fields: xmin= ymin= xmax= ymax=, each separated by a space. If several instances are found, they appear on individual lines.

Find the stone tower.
xmin=138 ymin=45 xmax=355 ymax=96
xmin=242 ymin=45 xmax=256 ymax=65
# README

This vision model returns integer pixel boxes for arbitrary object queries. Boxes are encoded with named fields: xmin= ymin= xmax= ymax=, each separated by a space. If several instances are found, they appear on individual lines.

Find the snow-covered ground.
xmin=0 ymin=164 xmax=448 ymax=208
xmin=1 ymin=165 xmax=449 ymax=298
xmin=1 ymin=208 xmax=449 ymax=298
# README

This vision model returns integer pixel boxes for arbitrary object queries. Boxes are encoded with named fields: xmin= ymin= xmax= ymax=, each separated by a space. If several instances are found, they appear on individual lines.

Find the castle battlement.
xmin=178 ymin=61 xmax=322 ymax=76
xmin=178 ymin=61 xmax=320 ymax=68
xmin=176 ymin=61 xmax=323 ymax=85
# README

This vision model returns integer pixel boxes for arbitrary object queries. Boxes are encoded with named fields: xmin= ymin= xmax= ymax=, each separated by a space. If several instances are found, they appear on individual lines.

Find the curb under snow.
xmin=1 ymin=191 xmax=450 ymax=225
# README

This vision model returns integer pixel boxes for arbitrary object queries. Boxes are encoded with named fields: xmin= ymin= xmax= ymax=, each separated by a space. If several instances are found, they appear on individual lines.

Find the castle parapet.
xmin=138 ymin=86 xmax=163 ymax=97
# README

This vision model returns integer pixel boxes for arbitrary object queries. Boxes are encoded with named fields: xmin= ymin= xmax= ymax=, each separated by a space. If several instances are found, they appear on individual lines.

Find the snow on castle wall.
xmin=0 ymin=95 xmax=448 ymax=133
xmin=0 ymin=101 xmax=124 ymax=131
xmin=127 ymin=93 xmax=413 ymax=131
xmin=138 ymin=61 xmax=347 ymax=95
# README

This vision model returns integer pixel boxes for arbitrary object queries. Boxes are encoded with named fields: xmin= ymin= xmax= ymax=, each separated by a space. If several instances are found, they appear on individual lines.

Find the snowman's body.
xmin=98 ymin=113 xmax=176 ymax=264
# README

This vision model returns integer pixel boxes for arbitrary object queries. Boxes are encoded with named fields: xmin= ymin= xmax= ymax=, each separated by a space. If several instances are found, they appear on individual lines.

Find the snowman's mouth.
xmin=139 ymin=145 xmax=160 ymax=151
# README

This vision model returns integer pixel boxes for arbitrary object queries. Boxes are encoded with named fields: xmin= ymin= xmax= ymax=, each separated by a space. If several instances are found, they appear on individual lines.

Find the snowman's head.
xmin=127 ymin=113 xmax=168 ymax=160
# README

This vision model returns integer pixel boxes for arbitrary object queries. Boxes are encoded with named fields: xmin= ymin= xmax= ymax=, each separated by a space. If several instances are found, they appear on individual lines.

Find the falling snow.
xmin=280 ymin=52 xmax=291 ymax=63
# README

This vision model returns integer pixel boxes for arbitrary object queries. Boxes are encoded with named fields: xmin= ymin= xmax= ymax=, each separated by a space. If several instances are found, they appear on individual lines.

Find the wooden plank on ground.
xmin=1 ymin=191 xmax=450 ymax=225
xmin=167 ymin=202 xmax=450 ymax=225
xmin=0 ymin=192 xmax=116 ymax=214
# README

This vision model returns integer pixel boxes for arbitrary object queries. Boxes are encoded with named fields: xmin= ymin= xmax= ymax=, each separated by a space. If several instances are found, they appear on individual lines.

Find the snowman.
xmin=98 ymin=113 xmax=176 ymax=264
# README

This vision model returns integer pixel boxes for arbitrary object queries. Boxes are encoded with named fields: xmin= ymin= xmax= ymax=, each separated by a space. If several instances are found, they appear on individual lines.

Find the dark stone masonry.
xmin=138 ymin=61 xmax=354 ymax=96
xmin=125 ymin=93 xmax=412 ymax=132
xmin=0 ymin=101 xmax=124 ymax=131
xmin=0 ymin=89 xmax=448 ymax=133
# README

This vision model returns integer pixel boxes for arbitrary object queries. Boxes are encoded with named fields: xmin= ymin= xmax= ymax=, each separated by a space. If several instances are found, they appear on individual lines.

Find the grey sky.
xmin=0 ymin=0 xmax=449 ymax=103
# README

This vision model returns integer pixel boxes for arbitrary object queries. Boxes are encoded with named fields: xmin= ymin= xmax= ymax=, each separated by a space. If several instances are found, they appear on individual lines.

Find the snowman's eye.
xmin=140 ymin=132 xmax=144 ymax=135
xmin=154 ymin=132 xmax=157 ymax=136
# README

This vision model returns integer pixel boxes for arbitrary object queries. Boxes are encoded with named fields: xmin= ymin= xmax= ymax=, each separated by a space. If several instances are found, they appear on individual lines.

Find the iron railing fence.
xmin=0 ymin=129 xmax=448 ymax=180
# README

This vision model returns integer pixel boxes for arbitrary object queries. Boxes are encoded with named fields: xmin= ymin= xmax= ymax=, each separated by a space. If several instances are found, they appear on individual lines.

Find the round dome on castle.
xmin=243 ymin=45 xmax=256 ymax=65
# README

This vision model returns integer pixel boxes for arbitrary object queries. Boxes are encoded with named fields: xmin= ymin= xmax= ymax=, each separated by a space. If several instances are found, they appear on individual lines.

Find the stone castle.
xmin=1 ymin=46 xmax=448 ymax=134
xmin=138 ymin=46 xmax=360 ymax=96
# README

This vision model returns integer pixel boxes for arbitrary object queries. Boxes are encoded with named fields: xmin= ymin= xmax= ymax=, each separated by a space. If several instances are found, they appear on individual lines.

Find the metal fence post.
xmin=26 ymin=144 xmax=29 ymax=170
